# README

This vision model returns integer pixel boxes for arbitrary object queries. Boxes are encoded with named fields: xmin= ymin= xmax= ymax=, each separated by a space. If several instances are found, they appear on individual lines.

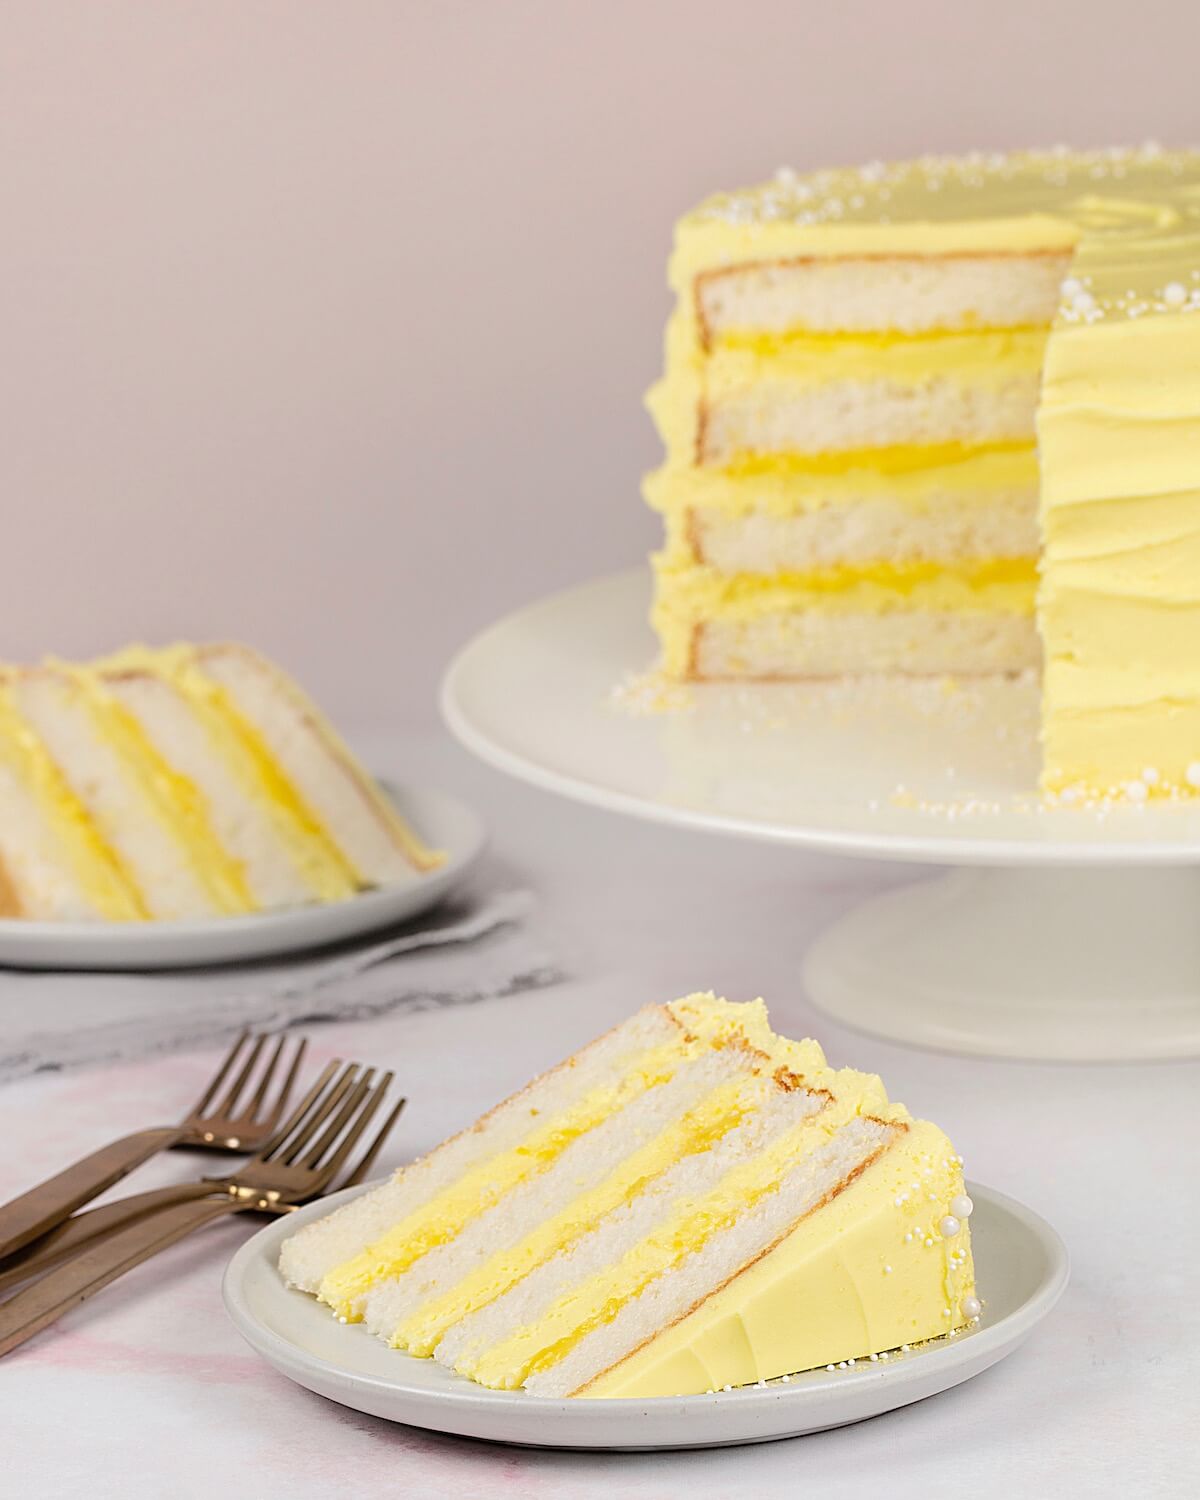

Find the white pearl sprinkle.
xmin=1164 ymin=281 xmax=1188 ymax=306
xmin=961 ymin=1294 xmax=983 ymax=1320
xmin=925 ymin=1238 xmax=935 ymax=1248
xmin=1072 ymin=289 xmax=1096 ymax=313
xmin=950 ymin=1193 xmax=974 ymax=1219
xmin=939 ymin=1215 xmax=962 ymax=1238
xmin=1186 ymin=761 xmax=1200 ymax=789
xmin=1061 ymin=277 xmax=1083 ymax=298
xmin=901 ymin=1344 xmax=910 ymax=1352
xmin=826 ymin=1364 xmax=835 ymax=1372
xmin=1142 ymin=766 xmax=1161 ymax=786
xmin=1125 ymin=779 xmax=1148 ymax=802
xmin=904 ymin=1232 xmax=913 ymax=1243
xmin=883 ymin=1264 xmax=893 ymax=1274
xmin=782 ymin=1374 xmax=791 ymax=1383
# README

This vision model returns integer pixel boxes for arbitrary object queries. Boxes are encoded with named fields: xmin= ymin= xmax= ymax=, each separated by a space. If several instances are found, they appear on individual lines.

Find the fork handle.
xmin=0 ymin=1194 xmax=246 ymax=1358
xmin=0 ymin=1180 xmax=217 ymax=1293
xmin=0 ymin=1126 xmax=184 ymax=1261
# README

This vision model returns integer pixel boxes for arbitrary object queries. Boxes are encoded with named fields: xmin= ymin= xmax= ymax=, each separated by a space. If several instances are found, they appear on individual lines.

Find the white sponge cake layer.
xmin=689 ymin=490 xmax=1038 ymax=571
xmin=700 ymin=375 xmax=1040 ymax=464
xmin=694 ymin=254 xmax=1070 ymax=340
xmin=693 ymin=610 xmax=1040 ymax=678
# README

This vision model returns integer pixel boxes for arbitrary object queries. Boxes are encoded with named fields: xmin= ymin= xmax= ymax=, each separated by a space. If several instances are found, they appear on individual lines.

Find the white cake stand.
xmin=441 ymin=569 xmax=1200 ymax=1062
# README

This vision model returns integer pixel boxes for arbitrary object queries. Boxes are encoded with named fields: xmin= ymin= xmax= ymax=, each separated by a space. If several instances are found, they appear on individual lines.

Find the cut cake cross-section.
xmin=279 ymin=994 xmax=979 ymax=1397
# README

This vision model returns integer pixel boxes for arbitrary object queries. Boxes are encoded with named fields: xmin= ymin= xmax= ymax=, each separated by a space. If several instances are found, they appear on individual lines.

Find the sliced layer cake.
xmin=646 ymin=147 xmax=1200 ymax=799
xmin=0 ymin=643 xmax=442 ymax=920
xmin=279 ymin=994 xmax=978 ymax=1397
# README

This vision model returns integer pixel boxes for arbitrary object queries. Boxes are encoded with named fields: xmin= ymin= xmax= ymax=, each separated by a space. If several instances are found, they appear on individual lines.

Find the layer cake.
xmin=645 ymin=146 xmax=1200 ymax=800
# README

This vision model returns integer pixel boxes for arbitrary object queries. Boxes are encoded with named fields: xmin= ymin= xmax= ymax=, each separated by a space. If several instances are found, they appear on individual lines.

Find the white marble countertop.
xmin=2 ymin=728 xmax=1196 ymax=1498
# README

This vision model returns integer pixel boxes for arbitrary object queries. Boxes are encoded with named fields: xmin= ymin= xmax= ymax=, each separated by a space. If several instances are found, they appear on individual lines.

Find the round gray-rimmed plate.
xmin=222 ymin=1180 xmax=1068 ymax=1450
xmin=0 ymin=783 xmax=484 ymax=971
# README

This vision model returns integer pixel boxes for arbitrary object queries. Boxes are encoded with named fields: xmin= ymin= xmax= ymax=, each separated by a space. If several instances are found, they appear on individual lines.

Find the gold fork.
xmin=0 ymin=1030 xmax=307 ymax=1263
xmin=0 ymin=1058 xmax=403 ymax=1358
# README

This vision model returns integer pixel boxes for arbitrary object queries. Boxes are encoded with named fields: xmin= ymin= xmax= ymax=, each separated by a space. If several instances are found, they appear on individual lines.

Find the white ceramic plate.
xmin=441 ymin=568 xmax=1200 ymax=866
xmin=223 ymin=1180 xmax=1067 ymax=1450
xmin=0 ymin=783 xmax=484 ymax=971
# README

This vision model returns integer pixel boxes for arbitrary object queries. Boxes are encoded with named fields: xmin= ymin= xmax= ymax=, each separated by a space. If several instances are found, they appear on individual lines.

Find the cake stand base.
xmin=803 ymin=867 xmax=1200 ymax=1062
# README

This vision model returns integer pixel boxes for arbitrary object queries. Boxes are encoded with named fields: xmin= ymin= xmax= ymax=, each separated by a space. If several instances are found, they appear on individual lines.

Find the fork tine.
xmin=295 ymin=1070 xmax=377 ymax=1170
xmin=320 ymin=1076 xmax=396 ymax=1181
xmin=254 ymin=1035 xmax=307 ymax=1126
xmin=339 ymin=1096 xmax=406 ymax=1188
xmin=252 ymin=1059 xmax=343 ymax=1161
xmin=268 ymin=1064 xmax=362 ymax=1165
xmin=239 ymin=1033 xmax=288 ymax=1121
xmin=187 ymin=1031 xmax=250 ymax=1118
xmin=213 ymin=1033 xmax=268 ymax=1117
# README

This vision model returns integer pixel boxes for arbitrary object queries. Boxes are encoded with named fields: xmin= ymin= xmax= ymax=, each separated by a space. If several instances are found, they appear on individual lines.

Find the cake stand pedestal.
xmin=803 ymin=866 xmax=1200 ymax=1060
xmin=442 ymin=569 xmax=1200 ymax=1063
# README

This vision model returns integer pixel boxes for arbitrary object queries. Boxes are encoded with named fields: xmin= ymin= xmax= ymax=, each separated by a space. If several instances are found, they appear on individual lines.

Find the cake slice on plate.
xmin=280 ymin=994 xmax=978 ymax=1397
xmin=0 ymin=644 xmax=443 ymax=921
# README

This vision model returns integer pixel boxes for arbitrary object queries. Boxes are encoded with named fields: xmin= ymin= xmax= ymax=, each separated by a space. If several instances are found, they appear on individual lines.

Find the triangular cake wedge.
xmin=279 ymin=995 xmax=979 ymax=1397
xmin=0 ymin=643 xmax=444 ymax=921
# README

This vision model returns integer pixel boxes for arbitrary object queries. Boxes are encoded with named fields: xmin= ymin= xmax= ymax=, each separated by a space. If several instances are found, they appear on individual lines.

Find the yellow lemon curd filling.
xmin=659 ymin=555 xmax=1036 ymax=611
xmin=644 ymin=442 xmax=1040 ymax=519
xmin=706 ymin=324 xmax=1048 ymax=390
xmin=0 ymin=681 xmax=147 ymax=921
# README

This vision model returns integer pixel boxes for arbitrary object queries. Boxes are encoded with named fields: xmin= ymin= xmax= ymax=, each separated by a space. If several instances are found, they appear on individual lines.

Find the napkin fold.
xmin=0 ymin=872 xmax=561 ymax=1083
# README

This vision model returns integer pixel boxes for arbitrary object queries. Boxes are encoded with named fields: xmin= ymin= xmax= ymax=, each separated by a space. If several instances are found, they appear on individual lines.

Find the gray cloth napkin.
xmin=0 ymin=873 xmax=561 ymax=1082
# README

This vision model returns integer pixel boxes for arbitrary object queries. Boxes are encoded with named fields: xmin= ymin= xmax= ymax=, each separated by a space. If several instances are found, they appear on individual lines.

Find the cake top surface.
xmin=676 ymin=145 xmax=1200 ymax=324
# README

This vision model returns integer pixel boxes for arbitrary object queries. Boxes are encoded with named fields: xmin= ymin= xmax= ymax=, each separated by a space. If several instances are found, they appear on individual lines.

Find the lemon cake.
xmin=0 ymin=643 xmax=442 ymax=920
xmin=279 ymin=994 xmax=978 ymax=1397
xmin=646 ymin=145 xmax=1200 ymax=800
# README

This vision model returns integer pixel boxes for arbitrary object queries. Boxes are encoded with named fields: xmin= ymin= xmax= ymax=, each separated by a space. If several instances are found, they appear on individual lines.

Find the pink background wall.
xmin=4 ymin=1 xmax=1197 ymax=724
